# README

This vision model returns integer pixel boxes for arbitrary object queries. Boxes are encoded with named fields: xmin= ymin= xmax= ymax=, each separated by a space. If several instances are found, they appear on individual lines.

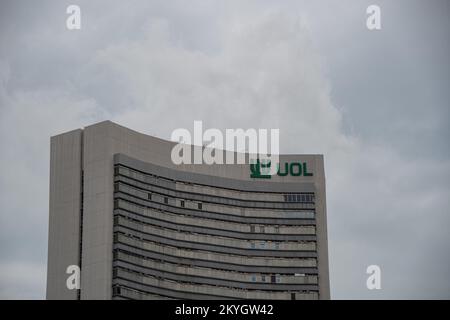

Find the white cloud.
xmin=328 ymin=143 xmax=450 ymax=298
xmin=0 ymin=60 xmax=103 ymax=299
xmin=0 ymin=261 xmax=47 ymax=299
xmin=80 ymin=12 xmax=353 ymax=155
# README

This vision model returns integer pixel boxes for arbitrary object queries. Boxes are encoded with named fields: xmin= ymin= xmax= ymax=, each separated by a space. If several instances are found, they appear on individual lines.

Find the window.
xmin=250 ymin=225 xmax=255 ymax=233
xmin=271 ymin=275 xmax=276 ymax=283
xmin=276 ymin=274 xmax=281 ymax=283
xmin=274 ymin=243 xmax=280 ymax=250
xmin=260 ymin=226 xmax=265 ymax=233
xmin=180 ymin=200 xmax=185 ymax=208
xmin=251 ymin=243 xmax=256 ymax=249
xmin=275 ymin=226 xmax=280 ymax=234
xmin=291 ymin=293 xmax=296 ymax=300
xmin=251 ymin=275 xmax=256 ymax=282
xmin=198 ymin=203 xmax=202 ymax=210
xmin=260 ymin=241 xmax=265 ymax=249
xmin=261 ymin=275 xmax=266 ymax=282
xmin=164 ymin=197 xmax=168 ymax=204
xmin=284 ymin=193 xmax=315 ymax=203
xmin=148 ymin=193 xmax=152 ymax=200
xmin=113 ymin=286 xmax=121 ymax=296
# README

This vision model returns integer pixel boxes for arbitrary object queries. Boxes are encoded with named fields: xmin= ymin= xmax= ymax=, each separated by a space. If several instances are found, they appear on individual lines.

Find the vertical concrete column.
xmin=315 ymin=155 xmax=331 ymax=299
xmin=80 ymin=122 xmax=116 ymax=299
xmin=46 ymin=129 xmax=82 ymax=300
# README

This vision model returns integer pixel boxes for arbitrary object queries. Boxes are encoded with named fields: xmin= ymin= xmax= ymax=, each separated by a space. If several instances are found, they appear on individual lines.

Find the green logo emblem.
xmin=250 ymin=159 xmax=272 ymax=179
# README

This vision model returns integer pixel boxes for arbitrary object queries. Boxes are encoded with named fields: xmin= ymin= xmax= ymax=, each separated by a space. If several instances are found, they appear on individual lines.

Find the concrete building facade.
xmin=46 ymin=121 xmax=330 ymax=300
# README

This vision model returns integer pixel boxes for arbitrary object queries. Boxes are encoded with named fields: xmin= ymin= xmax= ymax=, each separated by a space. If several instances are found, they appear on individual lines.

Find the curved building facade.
xmin=46 ymin=121 xmax=330 ymax=300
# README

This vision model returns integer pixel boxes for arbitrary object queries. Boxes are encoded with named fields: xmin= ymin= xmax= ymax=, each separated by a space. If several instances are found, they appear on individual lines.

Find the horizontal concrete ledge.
xmin=114 ymin=153 xmax=316 ymax=193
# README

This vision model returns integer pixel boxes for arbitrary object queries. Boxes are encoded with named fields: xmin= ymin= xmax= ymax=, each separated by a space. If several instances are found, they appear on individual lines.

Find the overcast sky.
xmin=0 ymin=0 xmax=449 ymax=299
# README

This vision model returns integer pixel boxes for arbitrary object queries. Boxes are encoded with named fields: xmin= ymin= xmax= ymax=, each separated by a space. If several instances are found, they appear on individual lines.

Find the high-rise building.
xmin=46 ymin=121 xmax=330 ymax=300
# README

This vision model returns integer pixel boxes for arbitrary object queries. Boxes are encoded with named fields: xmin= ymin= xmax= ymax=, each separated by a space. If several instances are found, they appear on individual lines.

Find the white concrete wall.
xmin=46 ymin=129 xmax=82 ymax=300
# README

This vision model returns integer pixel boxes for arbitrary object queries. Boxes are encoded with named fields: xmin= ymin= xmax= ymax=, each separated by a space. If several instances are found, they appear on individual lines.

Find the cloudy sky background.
xmin=0 ymin=0 xmax=449 ymax=299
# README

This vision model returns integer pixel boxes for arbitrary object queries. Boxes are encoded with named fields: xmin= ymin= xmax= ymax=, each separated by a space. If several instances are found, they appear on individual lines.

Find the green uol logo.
xmin=250 ymin=159 xmax=313 ymax=179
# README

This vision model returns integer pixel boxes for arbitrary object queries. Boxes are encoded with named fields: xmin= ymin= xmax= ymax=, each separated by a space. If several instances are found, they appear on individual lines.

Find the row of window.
xmin=131 ymin=193 xmax=315 ymax=220
xmin=250 ymin=225 xmax=279 ymax=233
xmin=114 ymin=198 xmax=316 ymax=230
xmin=115 ymin=181 xmax=316 ymax=220
xmin=148 ymin=193 xmax=204 ymax=210
xmin=114 ymin=232 xmax=317 ymax=266
xmin=113 ymin=267 xmax=316 ymax=295
xmin=114 ymin=215 xmax=315 ymax=249
xmin=180 ymin=199 xmax=202 ymax=210
xmin=114 ymin=249 xmax=317 ymax=280
xmin=116 ymin=165 xmax=307 ymax=203
xmin=118 ymin=268 xmax=282 ymax=284
xmin=112 ymin=285 xmax=309 ymax=301
xmin=250 ymin=242 xmax=280 ymax=250
xmin=115 ymin=209 xmax=316 ymax=239
xmin=251 ymin=274 xmax=280 ymax=283
xmin=117 ymin=168 xmax=315 ymax=208
xmin=284 ymin=194 xmax=314 ymax=203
